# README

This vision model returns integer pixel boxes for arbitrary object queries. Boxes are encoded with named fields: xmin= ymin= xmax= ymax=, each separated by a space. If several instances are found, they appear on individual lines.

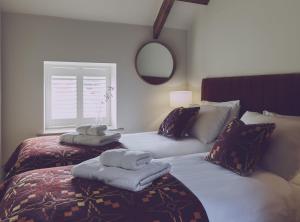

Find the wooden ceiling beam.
xmin=153 ymin=0 xmax=175 ymax=39
xmin=177 ymin=0 xmax=209 ymax=5
xmin=153 ymin=0 xmax=210 ymax=39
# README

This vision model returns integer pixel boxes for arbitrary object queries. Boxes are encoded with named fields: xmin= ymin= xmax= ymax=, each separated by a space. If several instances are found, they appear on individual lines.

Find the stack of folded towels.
xmin=71 ymin=149 xmax=171 ymax=192
xmin=60 ymin=125 xmax=121 ymax=146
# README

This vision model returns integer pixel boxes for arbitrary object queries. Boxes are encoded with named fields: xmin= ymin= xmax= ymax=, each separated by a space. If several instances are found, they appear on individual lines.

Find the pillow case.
xmin=241 ymin=111 xmax=300 ymax=180
xmin=206 ymin=119 xmax=275 ymax=176
xmin=263 ymin=110 xmax=300 ymax=120
xmin=201 ymin=100 xmax=240 ymax=122
xmin=191 ymin=105 xmax=230 ymax=144
xmin=158 ymin=107 xmax=200 ymax=139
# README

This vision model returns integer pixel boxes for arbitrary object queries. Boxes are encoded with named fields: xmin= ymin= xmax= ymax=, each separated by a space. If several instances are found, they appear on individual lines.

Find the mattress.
xmin=120 ymin=131 xmax=212 ymax=158
xmin=161 ymin=153 xmax=298 ymax=222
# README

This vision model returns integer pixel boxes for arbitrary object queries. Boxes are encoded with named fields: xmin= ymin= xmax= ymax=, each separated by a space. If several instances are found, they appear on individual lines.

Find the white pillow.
xmin=263 ymin=110 xmax=300 ymax=120
xmin=201 ymin=100 xmax=240 ymax=122
xmin=192 ymin=105 xmax=230 ymax=144
xmin=241 ymin=111 xmax=300 ymax=180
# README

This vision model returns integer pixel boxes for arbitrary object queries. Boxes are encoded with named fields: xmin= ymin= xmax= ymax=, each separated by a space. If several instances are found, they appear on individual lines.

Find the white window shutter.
xmin=51 ymin=75 xmax=77 ymax=119
xmin=83 ymin=76 xmax=107 ymax=119
xmin=44 ymin=62 xmax=115 ymax=130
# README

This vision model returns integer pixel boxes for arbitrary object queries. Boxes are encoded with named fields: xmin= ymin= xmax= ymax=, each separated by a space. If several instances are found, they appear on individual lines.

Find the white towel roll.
xmin=60 ymin=132 xmax=121 ymax=146
xmin=100 ymin=149 xmax=153 ymax=170
xmin=76 ymin=125 xmax=107 ymax=136
xmin=71 ymin=157 xmax=171 ymax=192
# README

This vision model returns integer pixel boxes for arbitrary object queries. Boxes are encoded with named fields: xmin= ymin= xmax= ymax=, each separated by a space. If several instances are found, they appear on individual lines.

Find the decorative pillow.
xmin=206 ymin=119 xmax=275 ymax=176
xmin=201 ymin=100 xmax=240 ymax=122
xmin=158 ymin=107 xmax=200 ymax=139
xmin=242 ymin=111 xmax=300 ymax=180
xmin=191 ymin=105 xmax=231 ymax=144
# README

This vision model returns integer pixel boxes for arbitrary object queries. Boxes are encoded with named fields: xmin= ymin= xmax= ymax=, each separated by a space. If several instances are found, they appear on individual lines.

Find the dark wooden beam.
xmin=177 ymin=0 xmax=209 ymax=4
xmin=153 ymin=0 xmax=175 ymax=39
xmin=153 ymin=0 xmax=209 ymax=39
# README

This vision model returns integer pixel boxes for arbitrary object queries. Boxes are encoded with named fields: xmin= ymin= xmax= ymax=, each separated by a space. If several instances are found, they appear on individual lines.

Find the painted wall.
xmin=2 ymin=13 xmax=187 ymax=163
xmin=187 ymin=0 xmax=300 ymax=101
xmin=0 ymin=11 xmax=2 ymax=176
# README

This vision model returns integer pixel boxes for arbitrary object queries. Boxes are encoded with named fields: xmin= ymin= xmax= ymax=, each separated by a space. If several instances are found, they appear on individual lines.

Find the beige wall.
xmin=187 ymin=0 xmax=300 ymax=102
xmin=2 ymin=13 xmax=187 ymax=163
xmin=0 ymin=11 xmax=2 ymax=174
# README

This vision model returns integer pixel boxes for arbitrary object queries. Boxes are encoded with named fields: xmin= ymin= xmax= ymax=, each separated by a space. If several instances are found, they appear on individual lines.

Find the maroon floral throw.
xmin=4 ymin=136 xmax=122 ymax=179
xmin=158 ymin=107 xmax=200 ymax=139
xmin=0 ymin=166 xmax=209 ymax=222
xmin=206 ymin=119 xmax=275 ymax=176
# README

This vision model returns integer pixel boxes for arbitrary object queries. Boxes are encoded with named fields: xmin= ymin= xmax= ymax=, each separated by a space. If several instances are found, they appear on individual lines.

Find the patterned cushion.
xmin=158 ymin=107 xmax=200 ymax=139
xmin=206 ymin=119 xmax=275 ymax=176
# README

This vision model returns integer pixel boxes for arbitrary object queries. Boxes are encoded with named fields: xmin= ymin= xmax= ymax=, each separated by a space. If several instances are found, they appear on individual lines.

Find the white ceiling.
xmin=0 ymin=0 xmax=204 ymax=30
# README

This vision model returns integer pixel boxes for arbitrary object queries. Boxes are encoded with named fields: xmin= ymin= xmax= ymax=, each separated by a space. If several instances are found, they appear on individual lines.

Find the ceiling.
xmin=0 ymin=0 xmax=204 ymax=30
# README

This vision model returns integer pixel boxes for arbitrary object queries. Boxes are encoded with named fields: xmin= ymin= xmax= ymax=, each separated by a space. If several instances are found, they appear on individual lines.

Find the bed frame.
xmin=201 ymin=73 xmax=300 ymax=116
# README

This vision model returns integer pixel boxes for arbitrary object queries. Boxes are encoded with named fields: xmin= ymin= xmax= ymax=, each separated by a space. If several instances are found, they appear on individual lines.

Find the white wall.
xmin=2 ymin=13 xmax=187 ymax=163
xmin=188 ymin=0 xmax=300 ymax=102
xmin=0 ymin=11 xmax=2 ymax=176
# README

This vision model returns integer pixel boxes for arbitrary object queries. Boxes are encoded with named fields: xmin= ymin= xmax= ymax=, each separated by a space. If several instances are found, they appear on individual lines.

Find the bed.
xmin=1 ymin=73 xmax=300 ymax=222
xmin=166 ymin=153 xmax=298 ymax=222
xmin=120 ymin=131 xmax=212 ymax=158
xmin=1 ymin=153 xmax=298 ymax=222
xmin=3 ymin=132 xmax=208 ymax=179
xmin=3 ymin=136 xmax=122 ymax=179
xmin=0 ymin=163 xmax=209 ymax=222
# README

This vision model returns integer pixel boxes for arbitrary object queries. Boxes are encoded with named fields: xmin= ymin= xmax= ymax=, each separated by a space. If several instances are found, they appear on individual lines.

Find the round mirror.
xmin=135 ymin=41 xmax=175 ymax=85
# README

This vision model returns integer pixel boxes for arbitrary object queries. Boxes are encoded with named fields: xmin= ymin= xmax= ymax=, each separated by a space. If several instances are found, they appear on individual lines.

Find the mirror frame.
xmin=135 ymin=40 xmax=176 ymax=85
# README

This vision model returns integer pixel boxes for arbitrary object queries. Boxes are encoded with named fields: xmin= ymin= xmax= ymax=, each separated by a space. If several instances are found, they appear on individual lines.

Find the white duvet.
xmin=159 ymin=153 xmax=299 ymax=222
xmin=120 ymin=132 xmax=212 ymax=158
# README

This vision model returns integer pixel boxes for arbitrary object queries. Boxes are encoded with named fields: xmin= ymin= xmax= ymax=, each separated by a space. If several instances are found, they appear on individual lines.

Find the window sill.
xmin=37 ymin=128 xmax=75 ymax=136
xmin=37 ymin=127 xmax=125 ymax=137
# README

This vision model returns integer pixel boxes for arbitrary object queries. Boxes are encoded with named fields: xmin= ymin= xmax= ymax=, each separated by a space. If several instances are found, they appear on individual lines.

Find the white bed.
xmin=291 ymin=175 xmax=300 ymax=221
xmin=120 ymin=131 xmax=212 ymax=158
xmin=159 ymin=153 xmax=299 ymax=222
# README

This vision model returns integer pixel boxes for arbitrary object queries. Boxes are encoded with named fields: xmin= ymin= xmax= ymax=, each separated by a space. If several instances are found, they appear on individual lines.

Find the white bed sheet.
xmin=120 ymin=132 xmax=212 ymax=158
xmin=160 ymin=153 xmax=298 ymax=222
xmin=291 ymin=174 xmax=300 ymax=221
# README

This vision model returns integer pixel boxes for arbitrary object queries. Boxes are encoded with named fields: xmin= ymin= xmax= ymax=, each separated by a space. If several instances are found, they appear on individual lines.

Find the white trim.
xmin=38 ymin=127 xmax=124 ymax=137
xmin=44 ymin=61 xmax=116 ymax=67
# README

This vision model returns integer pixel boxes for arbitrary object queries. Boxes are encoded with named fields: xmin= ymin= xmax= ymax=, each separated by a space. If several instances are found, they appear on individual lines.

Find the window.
xmin=44 ymin=61 xmax=116 ymax=131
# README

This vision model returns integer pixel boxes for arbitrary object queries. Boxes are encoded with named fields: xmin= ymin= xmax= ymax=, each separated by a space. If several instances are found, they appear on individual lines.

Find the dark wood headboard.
xmin=201 ymin=73 xmax=300 ymax=116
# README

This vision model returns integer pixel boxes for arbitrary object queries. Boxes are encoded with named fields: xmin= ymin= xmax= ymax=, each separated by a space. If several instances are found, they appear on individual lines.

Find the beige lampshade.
xmin=170 ymin=91 xmax=192 ymax=108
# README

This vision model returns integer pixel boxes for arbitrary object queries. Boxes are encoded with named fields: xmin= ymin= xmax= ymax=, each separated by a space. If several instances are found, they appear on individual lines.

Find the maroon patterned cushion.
xmin=206 ymin=119 xmax=275 ymax=176
xmin=158 ymin=107 xmax=200 ymax=139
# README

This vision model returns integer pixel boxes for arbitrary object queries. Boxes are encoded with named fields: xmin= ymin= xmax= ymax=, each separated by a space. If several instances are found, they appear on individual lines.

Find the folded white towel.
xmin=71 ymin=157 xmax=171 ymax=192
xmin=76 ymin=125 xmax=107 ymax=136
xmin=99 ymin=149 xmax=152 ymax=170
xmin=60 ymin=132 xmax=121 ymax=146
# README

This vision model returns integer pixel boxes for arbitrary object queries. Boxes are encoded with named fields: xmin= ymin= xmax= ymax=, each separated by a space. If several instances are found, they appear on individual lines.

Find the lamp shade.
xmin=170 ymin=91 xmax=192 ymax=108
